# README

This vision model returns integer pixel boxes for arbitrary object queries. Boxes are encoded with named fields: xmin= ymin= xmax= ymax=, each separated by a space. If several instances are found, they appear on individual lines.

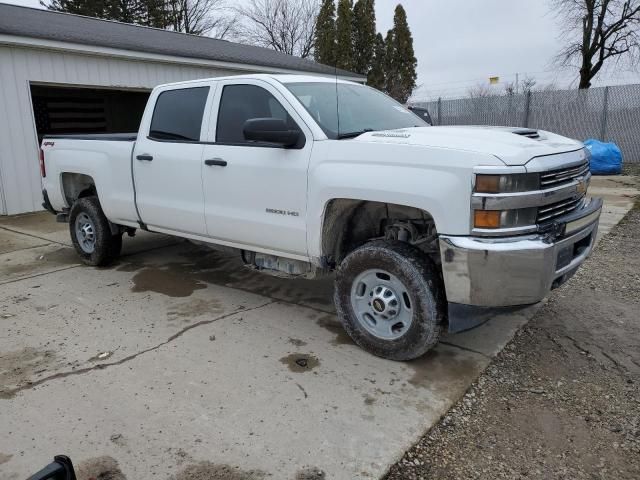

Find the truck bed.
xmin=41 ymin=133 xmax=139 ymax=225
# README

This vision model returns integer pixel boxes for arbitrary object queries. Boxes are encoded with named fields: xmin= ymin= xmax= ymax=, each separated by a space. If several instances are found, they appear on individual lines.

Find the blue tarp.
xmin=584 ymin=139 xmax=623 ymax=175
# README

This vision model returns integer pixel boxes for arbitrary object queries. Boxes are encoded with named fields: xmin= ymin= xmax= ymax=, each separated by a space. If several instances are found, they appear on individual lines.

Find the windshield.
xmin=285 ymin=82 xmax=427 ymax=139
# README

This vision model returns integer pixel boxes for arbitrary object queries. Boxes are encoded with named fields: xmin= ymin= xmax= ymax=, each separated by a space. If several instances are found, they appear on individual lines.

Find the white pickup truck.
xmin=40 ymin=74 xmax=602 ymax=360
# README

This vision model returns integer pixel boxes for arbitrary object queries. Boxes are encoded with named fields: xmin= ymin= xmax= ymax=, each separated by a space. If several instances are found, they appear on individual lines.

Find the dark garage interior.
xmin=30 ymin=84 xmax=150 ymax=141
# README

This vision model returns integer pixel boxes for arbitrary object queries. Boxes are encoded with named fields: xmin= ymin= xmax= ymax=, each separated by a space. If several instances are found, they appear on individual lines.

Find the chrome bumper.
xmin=439 ymin=197 xmax=602 ymax=307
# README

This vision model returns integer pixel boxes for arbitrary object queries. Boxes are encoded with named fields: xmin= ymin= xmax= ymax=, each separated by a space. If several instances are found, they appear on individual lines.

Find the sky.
xmin=4 ymin=0 xmax=640 ymax=100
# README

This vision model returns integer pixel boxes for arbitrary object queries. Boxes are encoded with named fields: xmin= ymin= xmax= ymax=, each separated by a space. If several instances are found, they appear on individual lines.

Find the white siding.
xmin=0 ymin=45 xmax=240 ymax=215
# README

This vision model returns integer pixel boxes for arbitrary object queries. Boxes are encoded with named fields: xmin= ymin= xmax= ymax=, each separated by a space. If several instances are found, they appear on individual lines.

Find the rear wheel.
xmin=334 ymin=240 xmax=446 ymax=361
xmin=69 ymin=196 xmax=122 ymax=266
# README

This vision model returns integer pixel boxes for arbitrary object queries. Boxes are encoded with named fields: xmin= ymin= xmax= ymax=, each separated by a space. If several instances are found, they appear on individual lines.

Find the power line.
xmin=417 ymin=67 xmax=640 ymax=100
xmin=418 ymin=69 xmax=566 ymax=88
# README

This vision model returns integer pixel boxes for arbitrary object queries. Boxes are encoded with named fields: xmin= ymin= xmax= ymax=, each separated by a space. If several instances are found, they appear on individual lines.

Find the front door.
xmin=133 ymin=84 xmax=212 ymax=235
xmin=201 ymin=80 xmax=312 ymax=258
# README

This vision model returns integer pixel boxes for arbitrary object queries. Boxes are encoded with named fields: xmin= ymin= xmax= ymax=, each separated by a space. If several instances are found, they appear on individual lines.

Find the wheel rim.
xmin=74 ymin=212 xmax=96 ymax=254
xmin=350 ymin=269 xmax=413 ymax=340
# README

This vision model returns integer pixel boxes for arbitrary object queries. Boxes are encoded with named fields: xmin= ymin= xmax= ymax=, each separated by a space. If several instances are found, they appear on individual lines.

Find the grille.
xmin=540 ymin=161 xmax=589 ymax=188
xmin=513 ymin=128 xmax=540 ymax=139
xmin=537 ymin=195 xmax=585 ymax=223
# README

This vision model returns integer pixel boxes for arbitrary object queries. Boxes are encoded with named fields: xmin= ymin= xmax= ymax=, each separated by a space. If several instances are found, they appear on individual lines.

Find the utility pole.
xmin=515 ymin=73 xmax=519 ymax=94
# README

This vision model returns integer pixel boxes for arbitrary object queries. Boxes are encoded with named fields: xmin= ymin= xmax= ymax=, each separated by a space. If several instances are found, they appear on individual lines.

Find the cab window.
xmin=216 ymin=84 xmax=299 ymax=144
xmin=149 ymin=87 xmax=209 ymax=141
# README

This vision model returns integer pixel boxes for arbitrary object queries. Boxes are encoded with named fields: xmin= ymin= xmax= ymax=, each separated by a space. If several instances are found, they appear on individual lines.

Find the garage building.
xmin=0 ymin=3 xmax=362 ymax=216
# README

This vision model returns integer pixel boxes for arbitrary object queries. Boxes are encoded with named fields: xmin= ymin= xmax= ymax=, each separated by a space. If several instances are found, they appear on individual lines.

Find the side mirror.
xmin=243 ymin=118 xmax=300 ymax=147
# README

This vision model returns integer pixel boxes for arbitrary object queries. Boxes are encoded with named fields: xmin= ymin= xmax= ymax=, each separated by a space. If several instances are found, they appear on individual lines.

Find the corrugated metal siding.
xmin=0 ymin=45 xmax=239 ymax=215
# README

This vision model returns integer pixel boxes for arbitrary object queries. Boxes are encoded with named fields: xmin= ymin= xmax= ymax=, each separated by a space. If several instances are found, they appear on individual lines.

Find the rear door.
xmin=201 ymin=79 xmax=313 ymax=258
xmin=133 ymin=83 xmax=213 ymax=235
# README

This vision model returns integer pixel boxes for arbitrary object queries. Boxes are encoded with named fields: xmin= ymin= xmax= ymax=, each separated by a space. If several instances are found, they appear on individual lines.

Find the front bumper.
xmin=439 ymin=197 xmax=602 ymax=307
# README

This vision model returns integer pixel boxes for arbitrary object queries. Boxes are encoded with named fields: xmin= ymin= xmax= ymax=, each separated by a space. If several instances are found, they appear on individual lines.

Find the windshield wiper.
xmin=337 ymin=128 xmax=374 ymax=139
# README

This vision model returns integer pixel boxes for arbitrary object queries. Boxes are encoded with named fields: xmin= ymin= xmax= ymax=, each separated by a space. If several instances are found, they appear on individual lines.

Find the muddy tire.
xmin=334 ymin=240 xmax=446 ymax=361
xmin=69 ymin=196 xmax=122 ymax=266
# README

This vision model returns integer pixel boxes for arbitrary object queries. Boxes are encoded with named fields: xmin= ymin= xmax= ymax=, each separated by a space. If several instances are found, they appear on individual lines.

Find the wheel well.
xmin=321 ymin=199 xmax=440 ymax=267
xmin=61 ymin=173 xmax=96 ymax=207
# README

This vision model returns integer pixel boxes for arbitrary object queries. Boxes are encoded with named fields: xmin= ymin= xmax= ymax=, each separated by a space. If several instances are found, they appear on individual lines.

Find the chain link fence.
xmin=415 ymin=84 xmax=640 ymax=163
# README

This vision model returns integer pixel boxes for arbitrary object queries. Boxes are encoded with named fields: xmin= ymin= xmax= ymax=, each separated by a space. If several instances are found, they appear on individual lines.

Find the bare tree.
xmin=159 ymin=0 xmax=237 ymax=37
xmin=504 ymin=81 xmax=516 ymax=96
xmin=553 ymin=0 xmax=640 ymax=88
xmin=468 ymin=83 xmax=493 ymax=98
xmin=233 ymin=0 xmax=320 ymax=58
xmin=521 ymin=75 xmax=537 ymax=93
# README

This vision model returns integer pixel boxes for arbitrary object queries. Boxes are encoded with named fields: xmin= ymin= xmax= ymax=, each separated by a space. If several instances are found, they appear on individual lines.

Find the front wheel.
xmin=69 ymin=196 xmax=122 ymax=266
xmin=334 ymin=240 xmax=446 ymax=361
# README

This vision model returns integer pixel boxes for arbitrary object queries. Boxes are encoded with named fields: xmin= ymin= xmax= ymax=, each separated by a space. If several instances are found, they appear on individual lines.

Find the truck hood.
xmin=354 ymin=126 xmax=584 ymax=166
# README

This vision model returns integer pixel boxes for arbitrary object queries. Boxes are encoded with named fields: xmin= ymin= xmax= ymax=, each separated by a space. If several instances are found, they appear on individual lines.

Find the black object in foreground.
xmin=27 ymin=456 xmax=76 ymax=480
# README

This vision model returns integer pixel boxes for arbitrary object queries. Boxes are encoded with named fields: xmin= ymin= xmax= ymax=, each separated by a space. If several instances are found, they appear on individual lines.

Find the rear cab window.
xmin=149 ymin=86 xmax=210 ymax=142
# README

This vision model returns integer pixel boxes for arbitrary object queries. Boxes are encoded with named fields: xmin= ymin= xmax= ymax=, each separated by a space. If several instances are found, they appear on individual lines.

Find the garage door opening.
xmin=30 ymin=84 xmax=150 ymax=142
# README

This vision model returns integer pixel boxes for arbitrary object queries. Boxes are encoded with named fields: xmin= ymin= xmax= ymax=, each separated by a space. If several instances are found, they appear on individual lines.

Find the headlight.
xmin=474 ymin=207 xmax=538 ymax=229
xmin=475 ymin=173 xmax=539 ymax=193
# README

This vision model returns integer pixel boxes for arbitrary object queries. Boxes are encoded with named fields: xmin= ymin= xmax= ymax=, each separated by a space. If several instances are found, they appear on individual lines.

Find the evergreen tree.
xmin=44 ymin=0 xmax=235 ymax=36
xmin=352 ymin=0 xmax=376 ymax=75
xmin=42 ymin=0 xmax=151 ymax=24
xmin=367 ymin=32 xmax=386 ymax=90
xmin=384 ymin=4 xmax=417 ymax=103
xmin=335 ymin=0 xmax=353 ymax=70
xmin=314 ymin=0 xmax=336 ymax=66
xmin=42 ymin=0 xmax=107 ymax=18
xmin=140 ymin=0 xmax=171 ymax=29
xmin=384 ymin=29 xmax=395 ymax=92
xmin=104 ymin=0 xmax=144 ymax=24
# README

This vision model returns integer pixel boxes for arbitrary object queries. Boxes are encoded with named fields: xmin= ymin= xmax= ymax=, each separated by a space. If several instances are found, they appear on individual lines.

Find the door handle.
xmin=204 ymin=158 xmax=227 ymax=167
xmin=136 ymin=154 xmax=153 ymax=161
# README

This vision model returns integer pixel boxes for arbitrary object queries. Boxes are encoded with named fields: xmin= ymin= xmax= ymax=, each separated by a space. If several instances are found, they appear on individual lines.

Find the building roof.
xmin=0 ymin=4 xmax=364 ymax=80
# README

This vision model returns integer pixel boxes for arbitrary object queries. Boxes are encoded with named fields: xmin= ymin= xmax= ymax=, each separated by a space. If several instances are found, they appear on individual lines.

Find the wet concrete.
xmin=279 ymin=353 xmax=321 ymax=373
xmin=0 ymin=289 xmax=488 ymax=479
xmin=115 ymin=248 xmax=335 ymax=312
xmin=315 ymin=314 xmax=354 ymax=346
xmin=131 ymin=266 xmax=208 ymax=298
xmin=406 ymin=347 xmax=485 ymax=395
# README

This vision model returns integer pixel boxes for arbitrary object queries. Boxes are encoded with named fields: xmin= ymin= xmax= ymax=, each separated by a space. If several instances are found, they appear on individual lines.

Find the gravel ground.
xmin=623 ymin=163 xmax=640 ymax=176
xmin=386 ymin=181 xmax=640 ymax=479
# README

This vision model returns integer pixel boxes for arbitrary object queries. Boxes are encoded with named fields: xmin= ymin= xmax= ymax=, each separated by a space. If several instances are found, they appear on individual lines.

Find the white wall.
xmin=0 ymin=45 xmax=240 ymax=215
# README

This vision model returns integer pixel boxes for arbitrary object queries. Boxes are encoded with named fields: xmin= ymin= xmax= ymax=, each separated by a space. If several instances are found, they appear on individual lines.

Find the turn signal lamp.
xmin=474 ymin=210 xmax=501 ymax=228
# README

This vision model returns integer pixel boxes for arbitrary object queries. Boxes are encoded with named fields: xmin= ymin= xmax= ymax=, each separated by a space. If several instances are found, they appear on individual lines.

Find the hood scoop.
xmin=512 ymin=128 xmax=541 ymax=140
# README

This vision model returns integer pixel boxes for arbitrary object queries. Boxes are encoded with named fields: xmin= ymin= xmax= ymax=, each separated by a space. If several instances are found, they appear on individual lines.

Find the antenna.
xmin=335 ymin=60 xmax=340 ymax=137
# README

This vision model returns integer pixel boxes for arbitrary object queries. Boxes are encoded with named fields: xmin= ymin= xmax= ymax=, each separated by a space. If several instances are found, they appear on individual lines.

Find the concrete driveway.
xmin=0 ymin=176 xmax=636 ymax=480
